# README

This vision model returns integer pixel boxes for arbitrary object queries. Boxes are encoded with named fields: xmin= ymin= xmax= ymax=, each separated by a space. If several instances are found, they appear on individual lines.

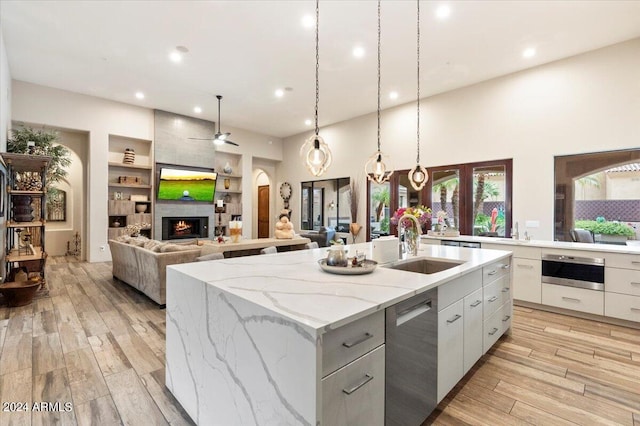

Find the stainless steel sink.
xmin=386 ymin=257 xmax=463 ymax=274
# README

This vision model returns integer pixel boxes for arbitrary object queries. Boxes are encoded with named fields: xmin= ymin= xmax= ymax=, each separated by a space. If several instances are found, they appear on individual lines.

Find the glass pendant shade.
xmin=408 ymin=163 xmax=428 ymax=190
xmin=365 ymin=150 xmax=393 ymax=184
xmin=301 ymin=134 xmax=332 ymax=177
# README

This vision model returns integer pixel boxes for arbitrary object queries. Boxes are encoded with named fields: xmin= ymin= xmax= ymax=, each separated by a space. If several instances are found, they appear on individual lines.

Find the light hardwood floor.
xmin=0 ymin=257 xmax=639 ymax=425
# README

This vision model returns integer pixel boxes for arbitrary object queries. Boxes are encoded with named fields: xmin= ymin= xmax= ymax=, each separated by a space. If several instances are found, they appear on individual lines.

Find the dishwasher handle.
xmin=396 ymin=300 xmax=432 ymax=327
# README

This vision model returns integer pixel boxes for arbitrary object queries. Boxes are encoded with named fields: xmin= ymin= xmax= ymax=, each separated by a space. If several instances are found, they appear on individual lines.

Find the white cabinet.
xmin=512 ymin=257 xmax=542 ymax=303
xmin=605 ymin=292 xmax=640 ymax=322
xmin=604 ymin=253 xmax=640 ymax=323
xmin=437 ymin=299 xmax=464 ymax=403
xmin=463 ymin=287 xmax=483 ymax=373
xmin=322 ymin=345 xmax=385 ymax=426
xmin=542 ymin=283 xmax=604 ymax=315
xmin=321 ymin=312 xmax=385 ymax=425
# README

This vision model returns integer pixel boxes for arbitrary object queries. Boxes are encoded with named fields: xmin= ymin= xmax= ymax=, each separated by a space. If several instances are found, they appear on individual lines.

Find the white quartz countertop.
xmin=168 ymin=243 xmax=511 ymax=336
xmin=422 ymin=234 xmax=640 ymax=255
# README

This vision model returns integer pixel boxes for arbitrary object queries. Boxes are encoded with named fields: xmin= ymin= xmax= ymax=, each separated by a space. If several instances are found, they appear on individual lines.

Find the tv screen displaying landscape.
xmin=157 ymin=168 xmax=217 ymax=202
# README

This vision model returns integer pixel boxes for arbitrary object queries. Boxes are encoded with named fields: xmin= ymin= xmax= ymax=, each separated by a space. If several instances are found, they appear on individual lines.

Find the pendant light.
xmin=365 ymin=0 xmax=393 ymax=184
xmin=408 ymin=0 xmax=427 ymax=190
xmin=300 ymin=0 xmax=332 ymax=177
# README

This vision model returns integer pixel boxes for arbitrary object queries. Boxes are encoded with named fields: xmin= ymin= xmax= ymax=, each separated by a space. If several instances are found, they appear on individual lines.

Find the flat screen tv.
xmin=157 ymin=168 xmax=217 ymax=202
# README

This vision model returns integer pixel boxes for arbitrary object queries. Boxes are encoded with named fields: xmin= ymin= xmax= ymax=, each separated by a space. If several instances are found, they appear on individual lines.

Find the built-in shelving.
xmin=107 ymin=135 xmax=154 ymax=239
xmin=214 ymin=152 xmax=242 ymax=237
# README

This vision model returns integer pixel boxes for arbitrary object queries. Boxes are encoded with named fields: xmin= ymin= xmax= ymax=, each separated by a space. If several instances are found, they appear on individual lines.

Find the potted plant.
xmin=574 ymin=218 xmax=635 ymax=244
xmin=7 ymin=126 xmax=71 ymax=191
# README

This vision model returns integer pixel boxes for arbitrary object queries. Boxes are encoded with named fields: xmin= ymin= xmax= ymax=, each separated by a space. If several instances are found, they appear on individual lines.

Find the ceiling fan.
xmin=189 ymin=95 xmax=239 ymax=147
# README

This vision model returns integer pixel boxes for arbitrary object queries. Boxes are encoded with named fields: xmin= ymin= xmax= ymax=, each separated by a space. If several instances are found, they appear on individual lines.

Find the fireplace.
xmin=162 ymin=216 xmax=209 ymax=240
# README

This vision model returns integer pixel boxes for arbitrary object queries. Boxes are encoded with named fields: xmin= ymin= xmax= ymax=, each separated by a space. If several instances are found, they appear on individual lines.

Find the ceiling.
xmin=2 ymin=1 xmax=640 ymax=139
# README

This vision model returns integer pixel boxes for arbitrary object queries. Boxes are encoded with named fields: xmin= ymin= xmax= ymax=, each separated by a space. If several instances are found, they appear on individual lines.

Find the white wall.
xmin=281 ymin=38 xmax=640 ymax=241
xmin=45 ymin=129 xmax=88 ymax=258
xmin=11 ymin=81 xmax=283 ymax=261
xmin=0 ymin=29 xmax=11 ymax=152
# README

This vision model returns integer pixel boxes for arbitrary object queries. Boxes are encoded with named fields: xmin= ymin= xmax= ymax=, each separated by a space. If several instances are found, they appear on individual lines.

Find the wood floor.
xmin=0 ymin=257 xmax=638 ymax=426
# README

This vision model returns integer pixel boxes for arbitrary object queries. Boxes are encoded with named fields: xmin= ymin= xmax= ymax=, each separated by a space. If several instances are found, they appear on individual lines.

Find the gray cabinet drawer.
xmin=483 ymin=258 xmax=511 ymax=284
xmin=322 ymin=345 xmax=385 ymax=426
xmin=322 ymin=310 xmax=385 ymax=377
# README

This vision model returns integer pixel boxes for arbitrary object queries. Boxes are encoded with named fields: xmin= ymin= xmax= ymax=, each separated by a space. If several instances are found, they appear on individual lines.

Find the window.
xmin=366 ymin=159 xmax=512 ymax=240
xmin=555 ymin=149 xmax=640 ymax=242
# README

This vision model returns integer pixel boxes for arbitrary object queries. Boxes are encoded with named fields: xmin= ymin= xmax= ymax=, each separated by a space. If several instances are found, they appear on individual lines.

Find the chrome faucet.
xmin=512 ymin=221 xmax=519 ymax=240
xmin=398 ymin=213 xmax=422 ymax=256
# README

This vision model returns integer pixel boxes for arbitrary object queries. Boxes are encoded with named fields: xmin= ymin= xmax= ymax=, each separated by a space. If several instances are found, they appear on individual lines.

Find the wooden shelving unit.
xmin=1 ymin=152 xmax=51 ymax=287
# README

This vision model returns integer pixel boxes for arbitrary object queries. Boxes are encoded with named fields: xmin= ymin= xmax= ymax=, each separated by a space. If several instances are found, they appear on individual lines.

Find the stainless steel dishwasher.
xmin=385 ymin=287 xmax=438 ymax=426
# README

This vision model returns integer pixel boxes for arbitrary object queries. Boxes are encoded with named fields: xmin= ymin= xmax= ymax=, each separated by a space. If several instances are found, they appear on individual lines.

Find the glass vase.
xmin=403 ymin=225 xmax=420 ymax=256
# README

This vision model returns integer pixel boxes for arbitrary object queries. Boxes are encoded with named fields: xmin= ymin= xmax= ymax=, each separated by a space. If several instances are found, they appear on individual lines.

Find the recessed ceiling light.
xmin=301 ymin=14 xmax=315 ymax=28
xmin=304 ymin=119 xmax=312 ymax=126
xmin=275 ymin=89 xmax=285 ymax=97
xmin=353 ymin=46 xmax=365 ymax=58
xmin=522 ymin=47 xmax=536 ymax=58
xmin=436 ymin=5 xmax=451 ymax=20
xmin=194 ymin=106 xmax=202 ymax=114
xmin=135 ymin=92 xmax=145 ymax=100
xmin=169 ymin=51 xmax=182 ymax=63
xmin=389 ymin=91 xmax=399 ymax=100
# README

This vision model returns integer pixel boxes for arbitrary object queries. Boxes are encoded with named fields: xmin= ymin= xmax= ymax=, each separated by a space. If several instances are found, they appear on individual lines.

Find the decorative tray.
xmin=318 ymin=259 xmax=378 ymax=275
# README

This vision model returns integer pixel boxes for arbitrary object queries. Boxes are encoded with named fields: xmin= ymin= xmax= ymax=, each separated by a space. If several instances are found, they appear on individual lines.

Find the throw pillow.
xmin=160 ymin=244 xmax=198 ymax=253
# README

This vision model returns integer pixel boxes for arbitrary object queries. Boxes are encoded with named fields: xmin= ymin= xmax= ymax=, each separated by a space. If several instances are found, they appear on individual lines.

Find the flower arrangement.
xmin=390 ymin=205 xmax=432 ymax=229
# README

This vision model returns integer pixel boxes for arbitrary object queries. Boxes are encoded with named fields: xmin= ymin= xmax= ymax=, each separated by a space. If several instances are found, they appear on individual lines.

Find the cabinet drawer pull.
xmin=502 ymin=315 xmax=511 ymax=322
xmin=488 ymin=327 xmax=499 ymax=336
xmin=470 ymin=300 xmax=482 ymax=307
xmin=632 ymin=261 xmax=640 ymax=265
xmin=501 ymin=264 xmax=510 ymax=270
xmin=488 ymin=296 xmax=499 ymax=303
xmin=487 ymin=270 xmax=497 ymax=276
xmin=446 ymin=314 xmax=462 ymax=324
xmin=631 ymin=307 xmax=640 ymax=312
xmin=342 ymin=374 xmax=373 ymax=395
xmin=396 ymin=300 xmax=432 ymax=327
xmin=502 ymin=287 xmax=510 ymax=293
xmin=631 ymin=282 xmax=640 ymax=286
xmin=342 ymin=332 xmax=373 ymax=348
xmin=562 ymin=297 xmax=581 ymax=303
xmin=517 ymin=264 xmax=533 ymax=269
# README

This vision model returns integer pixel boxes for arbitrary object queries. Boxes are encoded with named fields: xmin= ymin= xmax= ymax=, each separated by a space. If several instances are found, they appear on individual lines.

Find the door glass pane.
xmin=313 ymin=187 xmax=324 ymax=230
xmin=432 ymin=169 xmax=460 ymax=230
xmin=397 ymin=173 xmax=426 ymax=208
xmin=472 ymin=165 xmax=506 ymax=236
xmin=301 ymin=182 xmax=312 ymax=230
xmin=369 ymin=181 xmax=391 ymax=239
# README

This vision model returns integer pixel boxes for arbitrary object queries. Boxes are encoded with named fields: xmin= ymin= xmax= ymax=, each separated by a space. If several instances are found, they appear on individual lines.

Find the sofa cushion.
xmin=160 ymin=243 xmax=199 ymax=253
xmin=196 ymin=252 xmax=225 ymax=261
xmin=143 ymin=240 xmax=163 ymax=251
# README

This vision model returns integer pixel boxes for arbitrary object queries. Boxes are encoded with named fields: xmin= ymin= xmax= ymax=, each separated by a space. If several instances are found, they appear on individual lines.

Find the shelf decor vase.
xmin=229 ymin=220 xmax=242 ymax=243
xmin=123 ymin=148 xmax=135 ymax=165
xmin=224 ymin=178 xmax=231 ymax=190
xmin=223 ymin=162 xmax=233 ymax=174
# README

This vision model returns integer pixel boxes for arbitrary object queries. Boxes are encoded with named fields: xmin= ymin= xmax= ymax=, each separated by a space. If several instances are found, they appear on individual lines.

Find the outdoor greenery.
xmin=475 ymin=212 xmax=505 ymax=234
xmin=372 ymin=186 xmax=389 ymax=222
xmin=8 ymin=126 xmax=71 ymax=191
xmin=574 ymin=220 xmax=634 ymax=237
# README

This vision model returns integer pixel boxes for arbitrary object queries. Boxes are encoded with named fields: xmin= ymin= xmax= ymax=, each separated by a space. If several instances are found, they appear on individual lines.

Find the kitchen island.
xmin=165 ymin=243 xmax=512 ymax=425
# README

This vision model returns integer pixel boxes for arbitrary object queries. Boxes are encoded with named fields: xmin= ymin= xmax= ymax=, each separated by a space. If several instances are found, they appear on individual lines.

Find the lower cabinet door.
xmin=322 ymin=345 xmax=385 ymax=426
xmin=513 ymin=258 xmax=541 ymax=303
xmin=463 ymin=288 xmax=483 ymax=374
xmin=541 ymin=283 xmax=604 ymax=315
xmin=437 ymin=299 xmax=464 ymax=403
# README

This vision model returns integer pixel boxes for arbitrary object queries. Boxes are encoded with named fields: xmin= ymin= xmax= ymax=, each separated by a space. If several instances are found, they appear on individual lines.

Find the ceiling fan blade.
xmin=188 ymin=137 xmax=215 ymax=141
xmin=224 ymin=140 xmax=239 ymax=147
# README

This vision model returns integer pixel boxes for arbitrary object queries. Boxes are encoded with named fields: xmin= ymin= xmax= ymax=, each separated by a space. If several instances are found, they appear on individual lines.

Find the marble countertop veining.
xmin=422 ymin=235 xmax=640 ymax=255
xmin=168 ymin=243 xmax=511 ymax=336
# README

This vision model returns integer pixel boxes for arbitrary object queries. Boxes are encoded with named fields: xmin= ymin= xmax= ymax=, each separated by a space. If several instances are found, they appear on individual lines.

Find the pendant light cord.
xmin=416 ymin=0 xmax=420 ymax=165
xmin=315 ymin=0 xmax=320 ymax=136
xmin=377 ymin=0 xmax=381 ymax=152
